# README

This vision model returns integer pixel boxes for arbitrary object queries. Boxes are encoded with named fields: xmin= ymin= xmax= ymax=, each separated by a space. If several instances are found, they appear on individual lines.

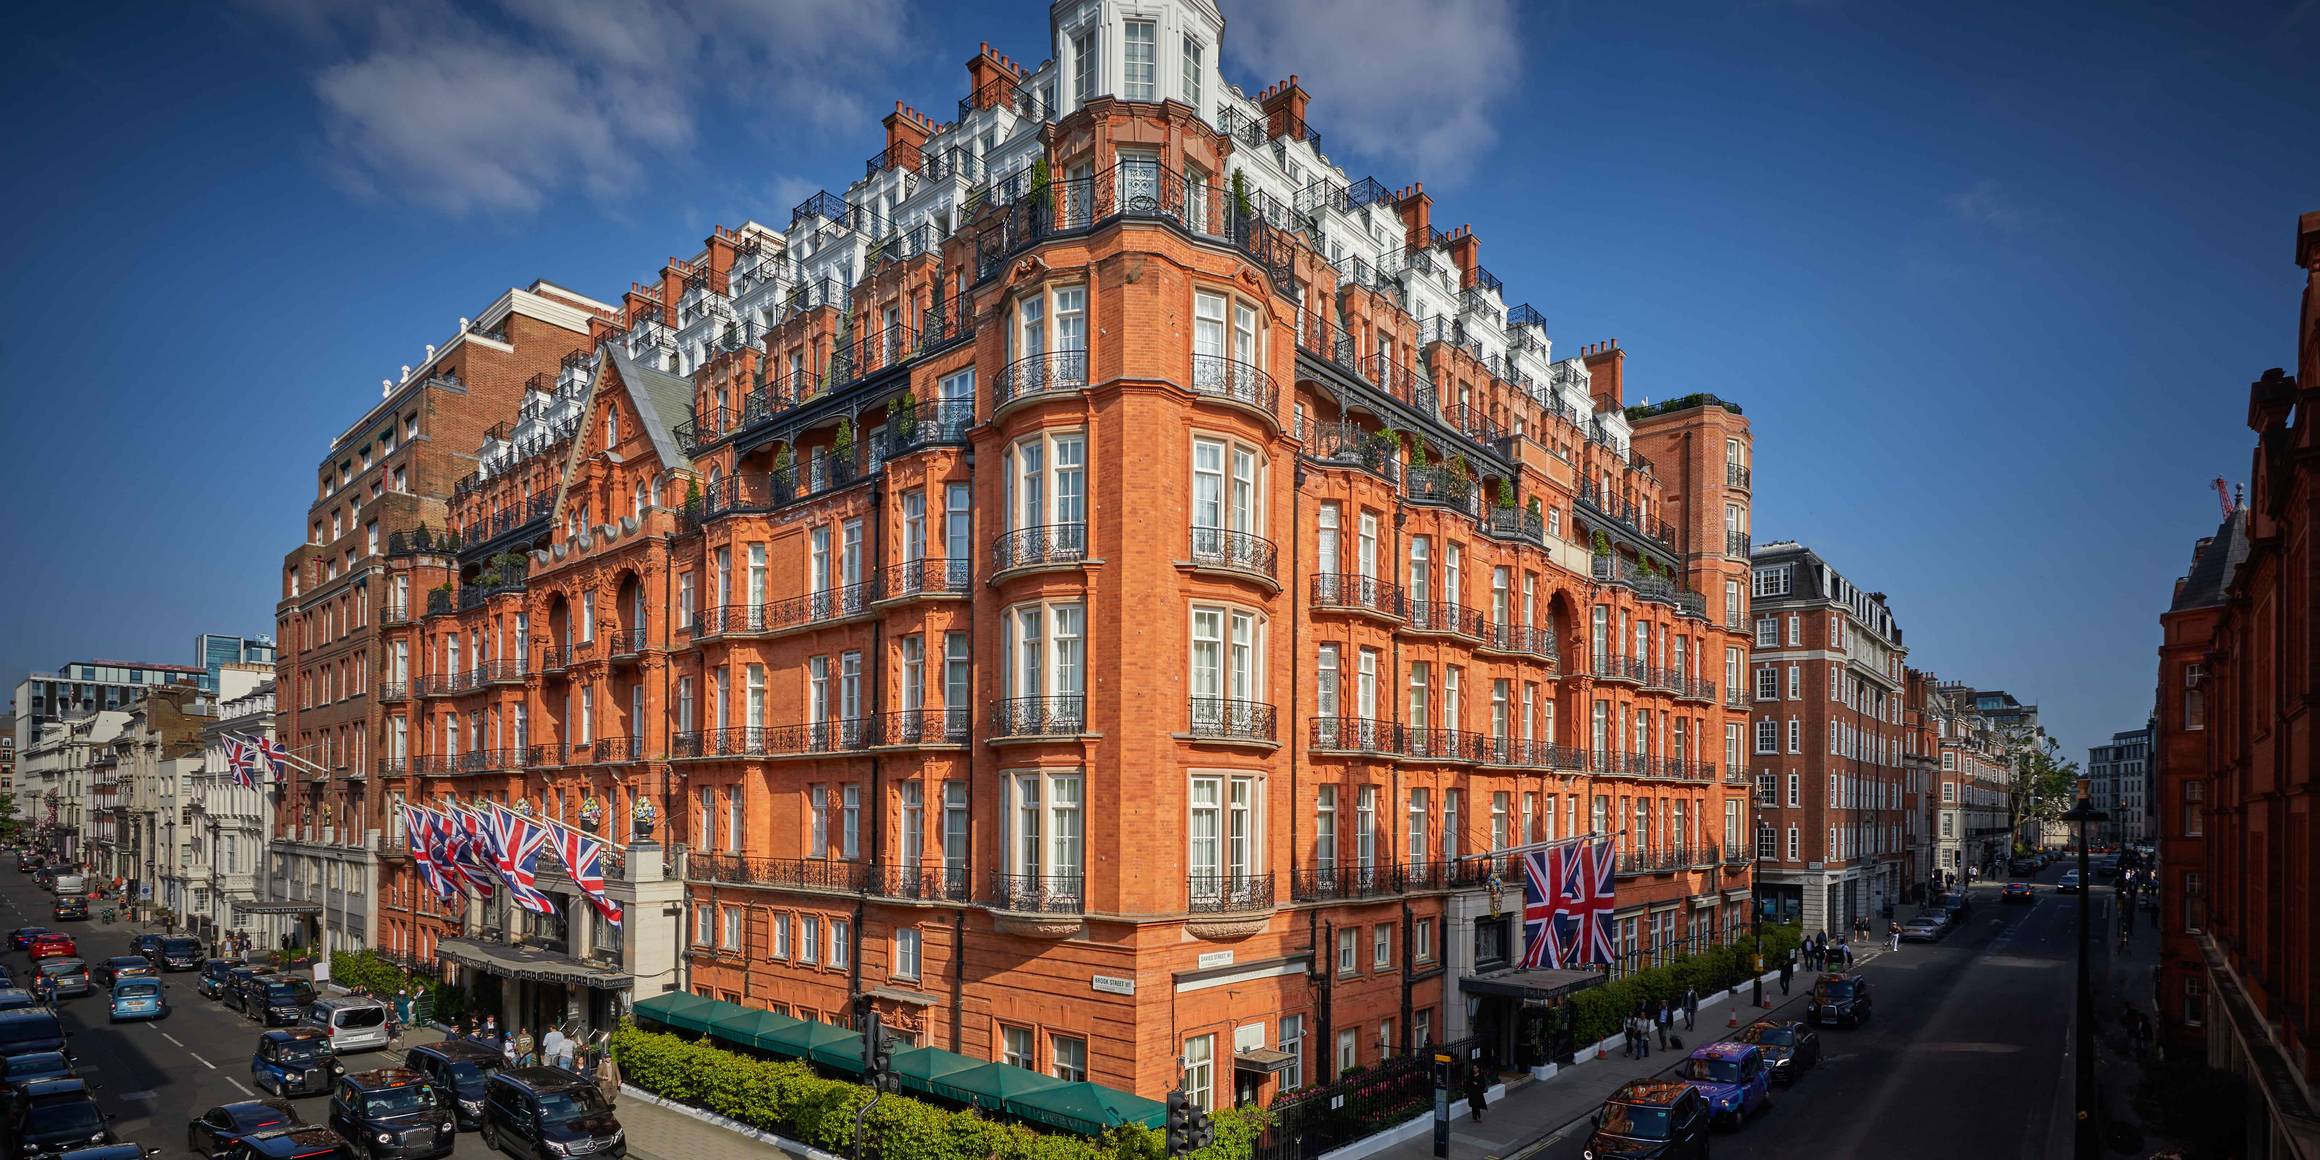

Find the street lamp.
xmin=2062 ymin=779 xmax=2108 ymax=1159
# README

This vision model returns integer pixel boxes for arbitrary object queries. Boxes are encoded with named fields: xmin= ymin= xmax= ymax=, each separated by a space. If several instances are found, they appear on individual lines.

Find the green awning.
xmin=634 ymin=991 xmax=725 ymax=1034
xmin=706 ymin=1007 xmax=803 ymax=1052
xmin=1006 ymin=1082 xmax=1170 ymax=1134
xmin=761 ymin=1019 xmax=860 ymax=1069
xmin=928 ymin=1061 xmax=1065 ymax=1112
xmin=887 ymin=1045 xmax=985 ymax=1096
xmin=806 ymin=1030 xmax=868 ymax=1074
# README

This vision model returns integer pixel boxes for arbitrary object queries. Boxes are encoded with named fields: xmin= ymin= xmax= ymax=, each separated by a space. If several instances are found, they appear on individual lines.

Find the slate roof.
xmin=2171 ymin=510 xmax=2248 ymax=612
xmin=604 ymin=347 xmax=697 ymax=472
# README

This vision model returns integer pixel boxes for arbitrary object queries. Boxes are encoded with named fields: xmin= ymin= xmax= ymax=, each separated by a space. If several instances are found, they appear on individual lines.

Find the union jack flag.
xmin=401 ymin=804 xmax=451 ymax=902
xmin=441 ymin=803 xmax=495 ymax=896
xmin=549 ymin=823 xmax=623 ymax=926
xmin=253 ymin=736 xmax=292 ymax=780
xmin=224 ymin=740 xmax=256 ymax=790
xmin=488 ymin=805 xmax=557 ymax=915
xmin=1520 ymin=837 xmax=1619 ymax=969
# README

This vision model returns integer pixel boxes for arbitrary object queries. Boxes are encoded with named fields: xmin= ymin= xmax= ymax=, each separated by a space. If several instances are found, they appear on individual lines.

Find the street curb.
xmin=617 ymin=1085 xmax=839 ymax=1160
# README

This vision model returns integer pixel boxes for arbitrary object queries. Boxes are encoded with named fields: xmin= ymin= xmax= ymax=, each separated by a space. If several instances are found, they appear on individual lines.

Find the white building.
xmin=2088 ymin=725 xmax=2152 ymax=847
xmin=191 ymin=665 xmax=277 ymax=941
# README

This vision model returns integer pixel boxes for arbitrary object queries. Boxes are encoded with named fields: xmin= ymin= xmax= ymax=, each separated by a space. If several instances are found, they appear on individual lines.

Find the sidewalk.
xmin=1368 ymin=920 xmax=1923 ymax=1160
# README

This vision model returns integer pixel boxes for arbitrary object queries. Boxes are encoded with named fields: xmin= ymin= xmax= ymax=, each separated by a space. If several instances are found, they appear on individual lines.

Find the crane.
xmin=2214 ymin=477 xmax=2236 ymax=517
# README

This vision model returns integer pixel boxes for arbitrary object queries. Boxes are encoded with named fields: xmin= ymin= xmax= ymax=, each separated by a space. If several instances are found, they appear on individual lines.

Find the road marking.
xmin=229 ymin=1079 xmax=256 ymax=1097
xmin=190 ymin=1052 xmax=218 ymax=1070
xmin=161 ymin=1032 xmax=185 ymax=1047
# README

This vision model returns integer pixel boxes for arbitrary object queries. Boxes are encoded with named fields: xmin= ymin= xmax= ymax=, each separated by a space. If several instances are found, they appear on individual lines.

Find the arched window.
xmin=605 ymin=410 xmax=619 ymax=452
xmin=632 ymin=480 xmax=647 ymax=519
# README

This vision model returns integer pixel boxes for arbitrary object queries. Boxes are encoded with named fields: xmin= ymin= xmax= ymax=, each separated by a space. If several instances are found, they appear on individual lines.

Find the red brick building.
xmin=272 ymin=284 xmax=607 ymax=952
xmin=347 ymin=7 xmax=1760 ymax=1108
xmin=2154 ymin=210 xmax=2319 ymax=1157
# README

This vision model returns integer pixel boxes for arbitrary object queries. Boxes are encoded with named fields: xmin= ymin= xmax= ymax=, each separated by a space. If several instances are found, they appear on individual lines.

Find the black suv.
xmin=246 ymin=978 xmax=317 ymax=1028
xmin=1734 ymin=1018 xmax=1822 ymax=1086
xmin=130 ymin=936 xmax=165 ymax=960
xmin=221 ymin=968 xmax=277 ymax=1014
xmin=7 ymin=1077 xmax=112 ymax=1157
xmin=48 ymin=898 xmax=87 ymax=923
xmin=1583 ymin=1079 xmax=1710 ymax=1159
xmin=1807 ymin=972 xmax=1873 ymax=1028
xmin=0 ymin=1010 xmax=69 ymax=1062
xmin=196 ymin=961 xmax=239 ymax=1000
xmin=327 ymin=1069 xmax=456 ymax=1160
xmin=155 ymin=938 xmax=205 ymax=972
xmin=401 ymin=1041 xmax=504 ymax=1129
xmin=208 ymin=1125 xmax=357 ymax=1160
xmin=480 ymin=1069 xmax=623 ymax=1160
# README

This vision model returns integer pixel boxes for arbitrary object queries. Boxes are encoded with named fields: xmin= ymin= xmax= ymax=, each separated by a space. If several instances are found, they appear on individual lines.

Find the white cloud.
xmin=1946 ymin=178 xmax=2035 ymax=231
xmin=1223 ymin=0 xmax=1524 ymax=184
xmin=264 ymin=0 xmax=917 ymax=215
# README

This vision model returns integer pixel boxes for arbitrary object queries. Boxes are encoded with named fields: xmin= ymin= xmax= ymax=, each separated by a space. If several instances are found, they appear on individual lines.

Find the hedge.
xmin=328 ymin=950 xmax=470 ymax=1023
xmin=611 ymin=1025 xmax=1267 ymax=1160
xmin=1567 ymin=925 xmax=1802 ymax=1046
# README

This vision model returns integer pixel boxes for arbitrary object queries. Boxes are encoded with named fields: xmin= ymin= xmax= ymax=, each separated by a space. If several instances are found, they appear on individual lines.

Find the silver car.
xmin=34 ymin=958 xmax=91 ymax=998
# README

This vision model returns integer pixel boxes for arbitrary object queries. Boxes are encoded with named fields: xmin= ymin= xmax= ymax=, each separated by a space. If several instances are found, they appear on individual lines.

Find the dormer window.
xmin=604 ymin=411 xmax=619 ymax=452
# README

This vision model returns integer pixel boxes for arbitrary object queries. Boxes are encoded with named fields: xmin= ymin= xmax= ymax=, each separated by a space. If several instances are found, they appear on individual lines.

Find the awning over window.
xmin=231 ymin=899 xmax=323 ymax=915
xmin=435 ymin=937 xmax=630 ymax=988
xmin=927 ymin=1060 xmax=1065 ymax=1112
xmin=632 ymin=991 xmax=722 ymax=1035
xmin=1232 ymin=1047 xmax=1297 ymax=1074
xmin=1007 ymin=1081 xmax=1168 ymax=1134
xmin=1458 ymin=966 xmax=1605 ymax=1003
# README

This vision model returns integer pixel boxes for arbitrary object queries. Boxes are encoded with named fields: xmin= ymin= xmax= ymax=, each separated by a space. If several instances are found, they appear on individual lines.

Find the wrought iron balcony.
xmin=1483 ymin=505 xmax=1545 ymax=545
xmin=989 ymin=696 xmax=1086 ymax=738
xmin=1310 ymin=573 xmax=1403 ymax=619
xmin=1480 ymin=621 xmax=1560 ymax=665
xmin=1591 ymin=654 xmax=1647 ymax=684
xmin=605 ymin=630 xmax=648 ymax=659
xmin=991 ymin=523 xmax=1087 ymax=573
xmin=700 ymin=580 xmax=875 ymax=639
xmin=989 ymin=872 xmax=1084 ymax=914
xmin=378 ymin=682 xmax=409 ymax=703
xmin=882 ymin=557 xmax=971 ymax=599
xmin=1289 ymin=864 xmax=1399 ymax=903
xmin=1615 ymin=847 xmax=1692 ymax=876
xmin=1188 ymin=353 xmax=1278 ymax=415
xmin=1404 ymin=598 xmax=1486 ymax=640
xmin=873 ymin=400 xmax=973 ymax=459
xmin=1187 ymin=697 xmax=1277 ymax=743
xmin=382 ymin=601 xmax=411 ymax=626
xmin=880 ymin=708 xmax=970 ymax=746
xmin=1589 ymin=555 xmax=1709 ymax=617
xmin=871 ymin=864 xmax=970 ymax=903
xmin=1404 ymin=465 xmax=1479 ymax=514
xmin=1398 ymin=858 xmax=1499 ymax=892
xmin=1727 ymin=530 xmax=1752 ymax=558
xmin=1187 ymin=872 xmax=1275 ymax=913
xmin=1398 ymin=726 xmax=1490 ymax=763
xmin=1476 ymin=737 xmax=1585 ymax=769
xmin=689 ymin=853 xmax=873 ymax=894
xmin=527 ymin=743 xmax=564 ymax=769
xmin=991 ymin=350 xmax=1087 ymax=410
xmin=667 ymin=720 xmax=878 ymax=759
xmin=1188 ymin=527 xmax=1276 ymax=581
xmin=480 ymin=660 xmax=527 ymax=685
xmin=1306 ymin=422 xmax=1401 ymax=484
xmin=595 ymin=736 xmax=645 ymax=763
xmin=1726 ymin=462 xmax=1752 ymax=490
xmin=1309 ymin=716 xmax=1397 ymax=755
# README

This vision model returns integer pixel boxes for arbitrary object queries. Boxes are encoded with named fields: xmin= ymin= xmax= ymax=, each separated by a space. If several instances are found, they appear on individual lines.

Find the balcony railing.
xmin=667 ymin=720 xmax=878 ymax=759
xmin=1187 ymin=697 xmax=1277 ymax=743
xmin=881 ymin=557 xmax=971 ymax=599
xmin=1289 ymin=865 xmax=1399 ymax=903
xmin=989 ymin=696 xmax=1086 ymax=738
xmin=1727 ymin=462 xmax=1752 ymax=490
xmin=1477 ymin=737 xmax=1585 ymax=769
xmin=1726 ymin=530 xmax=1752 ymax=558
xmin=1187 ymin=872 xmax=1275 ymax=913
xmin=606 ymin=629 xmax=649 ymax=658
xmin=1398 ymin=726 xmax=1491 ymax=763
xmin=873 ymin=400 xmax=974 ymax=459
xmin=594 ymin=736 xmax=645 ymax=763
xmin=1481 ymin=622 xmax=1560 ymax=664
xmin=1310 ymin=573 xmax=1403 ymax=618
xmin=689 ymin=853 xmax=873 ymax=893
xmin=1404 ymin=465 xmax=1479 ymax=515
xmin=971 ymin=161 xmax=1299 ymax=294
xmin=872 ymin=864 xmax=970 ymax=903
xmin=1187 ymin=353 xmax=1278 ymax=416
xmin=991 ymin=523 xmax=1087 ymax=573
xmin=382 ymin=601 xmax=411 ymax=626
xmin=1188 ymin=527 xmax=1277 ymax=581
xmin=700 ymin=581 xmax=876 ymax=638
xmin=1591 ymin=654 xmax=1647 ymax=684
xmin=1307 ymin=421 xmax=1401 ymax=484
xmin=1309 ymin=716 xmax=1397 ymax=755
xmin=480 ymin=660 xmax=527 ymax=685
xmin=1482 ymin=505 xmax=1545 ymax=545
xmin=1404 ymin=598 xmax=1486 ymax=640
xmin=990 ymin=872 xmax=1084 ymax=914
xmin=880 ymin=708 xmax=970 ymax=746
xmin=1590 ymin=555 xmax=1709 ymax=617
xmin=991 ymin=350 xmax=1088 ymax=410
xmin=378 ymin=681 xmax=409 ymax=703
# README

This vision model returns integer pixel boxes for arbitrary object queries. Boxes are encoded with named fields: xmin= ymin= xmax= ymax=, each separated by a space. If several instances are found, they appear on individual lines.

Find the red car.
xmin=2001 ymin=882 xmax=2035 ymax=904
xmin=28 ymin=932 xmax=77 ymax=960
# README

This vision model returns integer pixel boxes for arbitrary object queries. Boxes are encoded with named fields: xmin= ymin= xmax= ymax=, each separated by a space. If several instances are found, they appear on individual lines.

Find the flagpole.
xmin=223 ymin=730 xmax=334 ymax=778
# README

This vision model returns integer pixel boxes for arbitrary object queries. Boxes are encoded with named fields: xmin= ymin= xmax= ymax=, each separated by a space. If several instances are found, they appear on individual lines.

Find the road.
xmin=0 ymin=869 xmax=498 ymax=1160
xmin=1527 ymin=861 xmax=2118 ymax=1160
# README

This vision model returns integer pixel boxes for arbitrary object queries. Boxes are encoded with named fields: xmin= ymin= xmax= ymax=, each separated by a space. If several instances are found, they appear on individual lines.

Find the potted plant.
xmin=685 ymin=478 xmax=702 ymax=509
xmin=1409 ymin=438 xmax=1430 ymax=470
xmin=1592 ymin=531 xmax=1612 ymax=558
xmin=834 ymin=418 xmax=856 ymax=464
xmin=1495 ymin=479 xmax=1517 ymax=510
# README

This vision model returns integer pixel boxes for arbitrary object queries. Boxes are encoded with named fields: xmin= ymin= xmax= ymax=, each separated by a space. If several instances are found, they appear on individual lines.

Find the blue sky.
xmin=2 ymin=0 xmax=2314 ymax=763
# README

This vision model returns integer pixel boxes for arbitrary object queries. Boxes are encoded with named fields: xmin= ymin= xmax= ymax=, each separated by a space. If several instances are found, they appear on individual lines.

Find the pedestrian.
xmin=543 ymin=1024 xmax=572 ymax=1071
xmin=1654 ymin=1000 xmax=1671 ymax=1049
xmin=1682 ymin=987 xmax=1698 ymax=1031
xmin=503 ymin=1032 xmax=520 ymax=1067
xmin=515 ymin=1027 xmax=537 ymax=1067
xmin=1779 ymin=956 xmax=1794 ymax=996
xmin=1888 ymin=921 xmax=1902 ymax=952
xmin=395 ymin=988 xmax=414 ymax=1028
xmin=1464 ymin=1068 xmax=1488 ymax=1121
xmin=1637 ymin=1012 xmax=1652 ymax=1059
xmin=595 ymin=1046 xmax=622 ymax=1106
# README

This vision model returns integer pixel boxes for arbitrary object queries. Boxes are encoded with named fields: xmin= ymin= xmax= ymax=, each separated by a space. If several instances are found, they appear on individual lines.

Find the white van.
xmin=50 ymin=874 xmax=85 ymax=899
xmin=305 ymin=995 xmax=393 ymax=1053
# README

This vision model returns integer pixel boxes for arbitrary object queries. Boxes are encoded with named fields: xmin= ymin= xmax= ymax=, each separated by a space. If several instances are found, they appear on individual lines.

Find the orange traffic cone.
xmin=1727 ymin=1008 xmax=1740 ymax=1029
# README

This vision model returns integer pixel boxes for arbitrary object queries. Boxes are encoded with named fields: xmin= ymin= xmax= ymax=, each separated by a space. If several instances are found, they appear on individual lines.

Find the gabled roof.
xmin=603 ymin=347 xmax=697 ymax=473
xmin=2170 ymin=510 xmax=2248 ymax=612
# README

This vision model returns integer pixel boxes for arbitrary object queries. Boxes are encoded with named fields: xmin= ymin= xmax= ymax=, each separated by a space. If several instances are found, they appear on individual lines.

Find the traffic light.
xmin=869 ymin=1020 xmax=898 ymax=1094
xmin=1188 ymin=1104 xmax=1214 ymax=1151
xmin=1165 ymin=1087 xmax=1192 ymax=1156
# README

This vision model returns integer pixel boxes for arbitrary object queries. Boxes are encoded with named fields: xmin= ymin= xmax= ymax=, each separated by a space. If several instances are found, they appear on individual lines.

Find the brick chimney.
xmin=1582 ymin=340 xmax=1625 ymax=411
xmin=881 ymin=102 xmax=936 ymax=171
xmin=1258 ymin=75 xmax=1309 ymax=137
xmin=1444 ymin=225 xmax=1479 ymax=289
xmin=1392 ymin=183 xmax=1432 ymax=252
xmin=965 ymin=42 xmax=1024 ymax=109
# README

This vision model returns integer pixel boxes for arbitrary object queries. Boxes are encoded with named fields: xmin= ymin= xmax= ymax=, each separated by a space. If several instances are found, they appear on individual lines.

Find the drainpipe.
xmin=1315 ymin=913 xmax=1334 ymax=1081
xmin=854 ymin=451 xmax=886 ymax=1005
xmin=663 ymin=530 xmax=683 ymax=1001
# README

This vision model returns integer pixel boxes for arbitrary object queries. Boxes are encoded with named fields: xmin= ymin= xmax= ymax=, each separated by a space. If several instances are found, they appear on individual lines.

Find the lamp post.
xmin=2062 ymin=780 xmax=2108 ymax=1159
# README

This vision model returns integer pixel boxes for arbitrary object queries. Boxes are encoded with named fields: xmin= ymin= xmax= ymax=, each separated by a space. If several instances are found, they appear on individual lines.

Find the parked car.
xmin=0 ymin=1011 xmax=69 ymax=1061
xmin=248 ymin=979 xmax=318 ymax=1028
xmin=0 ymin=990 xmax=38 ymax=1014
xmin=1807 ymin=972 xmax=1873 ymax=1028
xmin=196 ymin=961 xmax=239 ymax=1000
xmin=305 ymin=998 xmax=391 ymax=1055
xmin=220 ymin=968 xmax=278 ymax=1015
xmin=400 ymin=1041 xmax=503 ymax=1130
xmin=187 ymin=1100 xmax=302 ymax=1158
xmin=6 ymin=930 xmax=49 ymax=953
xmin=1583 ymin=1079 xmax=1712 ymax=1160
xmin=90 ymin=957 xmax=154 ymax=989
xmin=48 ymin=898 xmax=87 ymax=923
xmin=327 ymin=1069 xmax=457 ymax=1160
xmin=478 ymin=1068 xmax=624 ymax=1160
xmin=2002 ymin=881 xmax=2035 ymax=904
xmin=208 ymin=1125 xmax=357 ymax=1160
xmin=6 ymin=1077 xmax=112 ymax=1157
xmin=1675 ymin=1041 xmax=1771 ymax=1127
xmin=2058 ymin=870 xmax=2083 ymax=893
xmin=1734 ymin=1019 xmax=1820 ymax=1086
xmin=1 ymin=1051 xmax=79 ymax=1101
xmin=129 ymin=936 xmax=165 ymax=961
xmin=1900 ymin=915 xmax=1946 ymax=942
xmin=248 ymin=1030 xmax=345 ymax=1099
xmin=155 ymin=939 xmax=205 ymax=972
xmin=27 ymin=935 xmax=76 ymax=963
xmin=34 ymin=960 xmax=91 ymax=1001
xmin=50 ymin=1144 xmax=144 ymax=1160
xmin=107 ymin=978 xmax=168 ymax=1023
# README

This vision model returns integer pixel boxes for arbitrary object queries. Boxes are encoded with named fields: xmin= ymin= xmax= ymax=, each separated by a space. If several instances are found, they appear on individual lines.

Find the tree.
xmin=2008 ymin=735 xmax=2079 ymax=849
xmin=0 ymin=792 xmax=20 ymax=844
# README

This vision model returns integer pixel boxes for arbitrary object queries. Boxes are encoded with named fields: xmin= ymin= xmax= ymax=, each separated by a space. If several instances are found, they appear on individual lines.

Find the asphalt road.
xmin=1530 ymin=861 xmax=2117 ymax=1160
xmin=0 ymin=870 xmax=497 ymax=1160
